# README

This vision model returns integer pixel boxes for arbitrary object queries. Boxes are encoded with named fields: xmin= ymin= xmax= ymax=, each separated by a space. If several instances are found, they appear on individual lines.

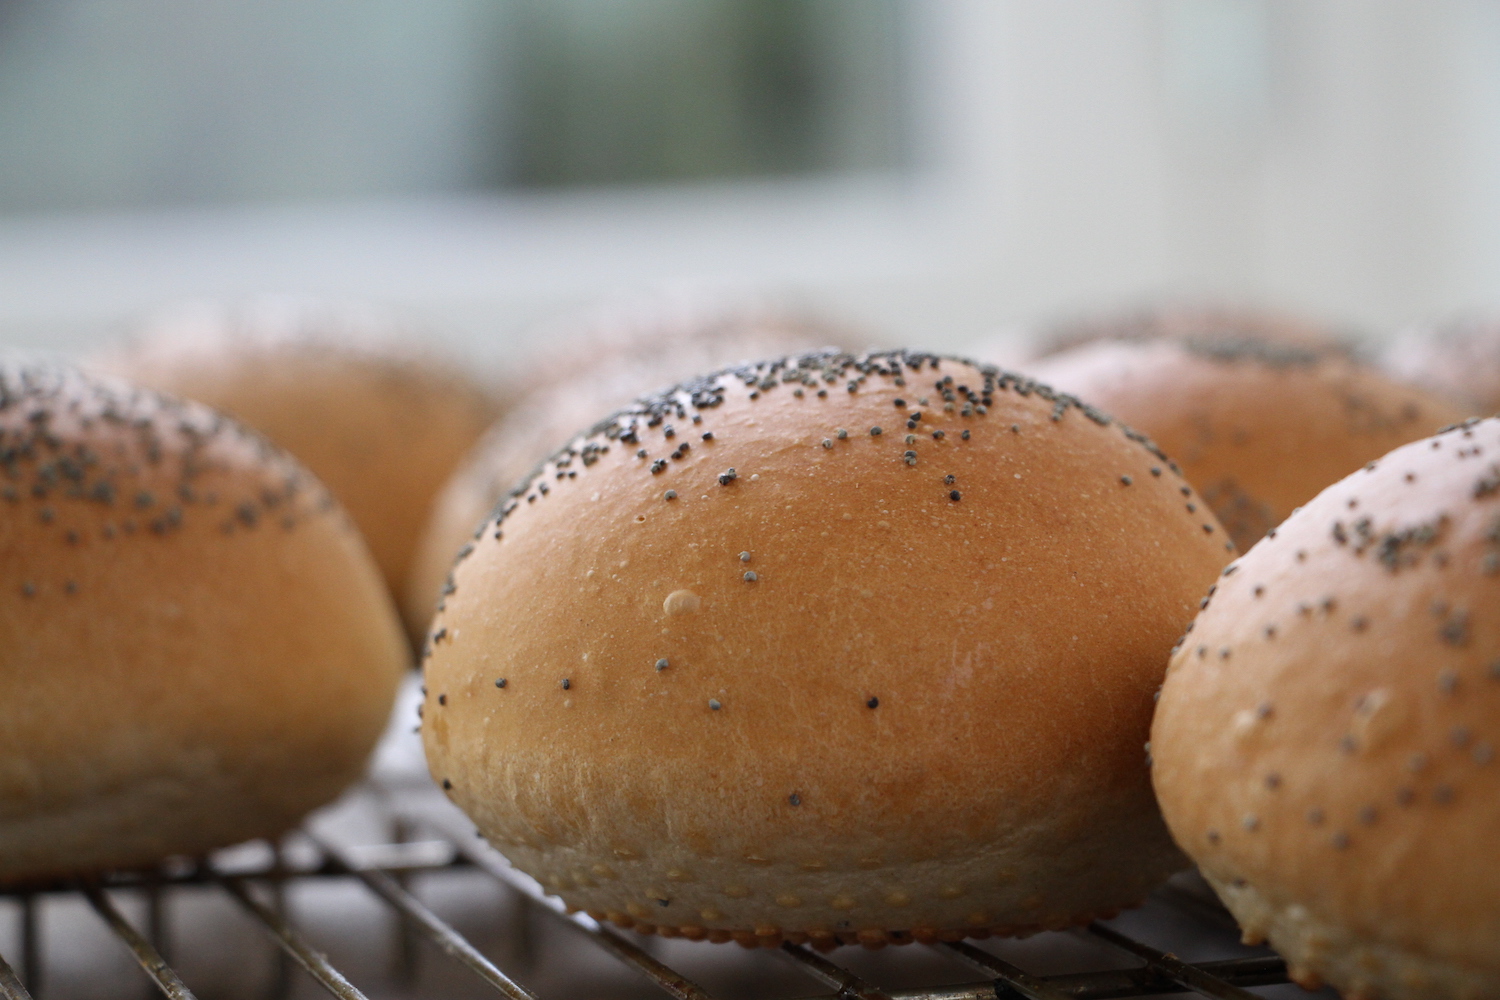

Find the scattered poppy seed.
xmin=960 ymin=429 xmax=970 ymax=440
xmin=702 ymin=432 xmax=713 ymax=441
xmin=1120 ymin=475 xmax=1132 ymax=485
xmin=495 ymin=678 xmax=507 ymax=688
xmin=949 ymin=490 xmax=961 ymax=501
xmin=561 ymin=678 xmax=571 ymax=690
xmin=664 ymin=490 xmax=677 ymax=500
xmin=788 ymin=793 xmax=801 ymax=806
xmin=442 ymin=779 xmax=452 ymax=790
xmin=743 ymin=571 xmax=758 ymax=582
xmin=821 ymin=439 xmax=833 ymax=449
xmin=437 ymin=694 xmax=447 ymax=706
xmin=656 ymin=659 xmax=669 ymax=671
xmin=739 ymin=551 xmax=751 ymax=562
xmin=709 ymin=699 xmax=721 ymax=711
xmin=866 ymin=696 xmax=879 ymax=709
xmin=836 ymin=428 xmax=848 ymax=439
xmin=870 ymin=427 xmax=882 ymax=436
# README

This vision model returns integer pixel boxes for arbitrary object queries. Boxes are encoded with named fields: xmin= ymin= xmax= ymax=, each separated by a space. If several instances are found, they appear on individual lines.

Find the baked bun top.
xmin=420 ymin=350 xmax=1232 ymax=940
xmin=1385 ymin=315 xmax=1500 ymax=414
xmin=1151 ymin=417 xmax=1500 ymax=970
xmin=93 ymin=298 xmax=503 ymax=602
xmin=404 ymin=302 xmax=860 ymax=639
xmin=0 ymin=362 xmax=407 ymax=881
xmin=1026 ymin=339 xmax=1466 ymax=551
xmin=1028 ymin=303 xmax=1361 ymax=361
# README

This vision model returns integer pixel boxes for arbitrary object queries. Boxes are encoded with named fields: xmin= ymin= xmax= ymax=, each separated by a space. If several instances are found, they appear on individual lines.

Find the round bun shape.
xmin=1384 ymin=315 xmax=1500 ymax=414
xmin=0 ymin=364 xmax=407 ymax=885
xmin=93 ymin=298 xmax=504 ymax=604
xmin=1026 ymin=302 xmax=1361 ymax=362
xmin=421 ymin=350 xmax=1233 ymax=949
xmin=1151 ymin=418 xmax=1500 ymax=1000
xmin=406 ymin=304 xmax=860 ymax=640
xmin=1025 ymin=340 xmax=1466 ymax=552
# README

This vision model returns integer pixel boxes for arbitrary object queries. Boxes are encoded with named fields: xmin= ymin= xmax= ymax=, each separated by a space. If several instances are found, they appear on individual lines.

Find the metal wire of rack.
xmin=0 ymin=682 xmax=1324 ymax=1000
xmin=0 ymin=773 xmax=1317 ymax=1000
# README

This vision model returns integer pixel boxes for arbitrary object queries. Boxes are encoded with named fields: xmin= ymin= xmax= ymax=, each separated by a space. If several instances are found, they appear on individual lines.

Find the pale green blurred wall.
xmin=0 ymin=0 xmax=906 ymax=213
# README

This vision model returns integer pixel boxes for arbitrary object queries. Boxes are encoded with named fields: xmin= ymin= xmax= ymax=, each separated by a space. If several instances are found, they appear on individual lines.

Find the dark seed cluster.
xmin=0 ymin=363 xmax=333 ymax=599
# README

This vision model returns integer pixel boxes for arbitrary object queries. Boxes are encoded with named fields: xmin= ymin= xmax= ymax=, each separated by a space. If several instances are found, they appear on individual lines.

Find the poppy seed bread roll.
xmin=94 ymin=297 xmax=504 ymax=610
xmin=1025 ymin=340 xmax=1465 ymax=551
xmin=1025 ymin=303 xmax=1362 ymax=361
xmin=0 ymin=364 xmax=407 ymax=885
xmin=1384 ymin=315 xmax=1500 ymax=415
xmin=421 ymin=350 xmax=1232 ymax=949
xmin=1151 ymin=418 xmax=1500 ymax=999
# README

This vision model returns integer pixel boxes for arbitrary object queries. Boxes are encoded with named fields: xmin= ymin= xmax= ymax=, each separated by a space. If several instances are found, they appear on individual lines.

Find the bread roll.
xmin=1151 ymin=417 xmax=1500 ymax=999
xmin=405 ymin=301 xmax=861 ymax=641
xmin=93 ymin=298 xmax=504 ymax=606
xmin=1023 ymin=303 xmax=1361 ymax=361
xmin=421 ymin=350 xmax=1231 ymax=948
xmin=0 ymin=363 xmax=407 ymax=885
xmin=1025 ymin=339 xmax=1465 ymax=551
xmin=1384 ymin=315 xmax=1500 ymax=414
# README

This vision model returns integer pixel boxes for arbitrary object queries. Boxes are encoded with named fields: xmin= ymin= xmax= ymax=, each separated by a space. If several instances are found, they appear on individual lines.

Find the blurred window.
xmin=0 ymin=0 xmax=906 ymax=213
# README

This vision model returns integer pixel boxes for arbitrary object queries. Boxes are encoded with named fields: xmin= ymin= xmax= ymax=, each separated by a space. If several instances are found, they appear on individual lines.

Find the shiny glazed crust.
xmin=1026 ymin=340 xmax=1465 ymax=550
xmin=0 ymin=365 xmax=408 ymax=885
xmin=1152 ymin=418 xmax=1500 ymax=997
xmin=422 ymin=350 xmax=1232 ymax=944
xmin=93 ymin=300 xmax=502 ymax=615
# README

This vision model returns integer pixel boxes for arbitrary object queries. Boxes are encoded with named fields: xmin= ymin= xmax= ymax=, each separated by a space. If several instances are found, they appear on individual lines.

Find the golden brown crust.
xmin=1025 ymin=340 xmax=1466 ymax=550
xmin=0 ymin=364 xmax=407 ymax=885
xmin=422 ymin=350 xmax=1232 ymax=942
xmin=92 ymin=299 xmax=504 ymax=616
xmin=1152 ymin=418 xmax=1500 ymax=997
xmin=405 ymin=308 xmax=859 ymax=640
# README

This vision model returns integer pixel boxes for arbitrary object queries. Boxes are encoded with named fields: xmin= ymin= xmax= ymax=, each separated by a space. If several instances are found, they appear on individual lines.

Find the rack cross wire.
xmin=0 ymin=780 xmax=1299 ymax=1000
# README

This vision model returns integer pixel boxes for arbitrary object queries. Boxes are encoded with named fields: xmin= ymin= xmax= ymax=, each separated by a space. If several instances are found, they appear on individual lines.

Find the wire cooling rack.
xmin=0 ymin=684 xmax=1327 ymax=1000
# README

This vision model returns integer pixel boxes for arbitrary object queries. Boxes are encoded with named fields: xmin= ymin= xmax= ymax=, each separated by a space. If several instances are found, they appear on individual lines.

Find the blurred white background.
xmin=0 ymin=0 xmax=1496 ymax=363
